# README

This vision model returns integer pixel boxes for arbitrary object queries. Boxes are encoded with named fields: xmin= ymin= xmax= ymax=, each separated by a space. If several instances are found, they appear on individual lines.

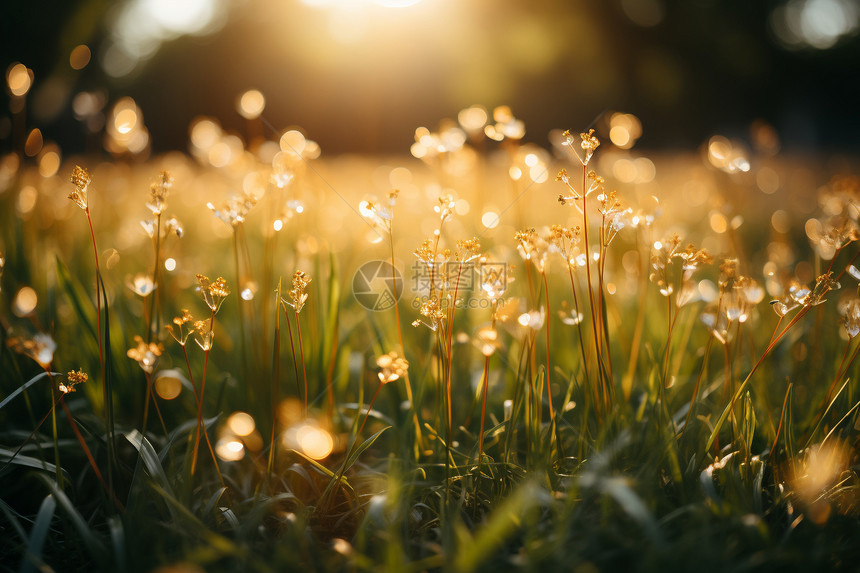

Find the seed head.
xmin=68 ymin=166 xmax=91 ymax=210
xmin=285 ymin=271 xmax=311 ymax=313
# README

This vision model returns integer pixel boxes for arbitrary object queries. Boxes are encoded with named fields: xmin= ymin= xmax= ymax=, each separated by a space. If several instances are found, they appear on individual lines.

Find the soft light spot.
xmin=7 ymin=63 xmax=32 ymax=97
xmin=154 ymin=374 xmax=182 ymax=400
xmin=482 ymin=211 xmax=500 ymax=229
xmin=164 ymin=258 xmax=176 ymax=271
xmin=296 ymin=424 xmax=334 ymax=460
xmin=237 ymin=89 xmax=265 ymax=120
xmin=69 ymin=45 xmax=92 ymax=70
xmin=24 ymin=129 xmax=43 ymax=157
xmin=17 ymin=185 xmax=38 ymax=214
xmin=227 ymin=411 xmax=256 ymax=436
xmin=771 ymin=210 xmax=790 ymax=233
xmin=14 ymin=286 xmax=38 ymax=316
xmin=216 ymin=439 xmax=245 ymax=461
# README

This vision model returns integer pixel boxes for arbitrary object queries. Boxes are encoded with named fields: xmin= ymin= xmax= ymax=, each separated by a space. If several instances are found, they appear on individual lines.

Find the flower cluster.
xmin=376 ymin=351 xmax=409 ymax=384
xmin=127 ymin=335 xmax=163 ymax=373
xmin=207 ymin=192 xmax=258 ymax=227
xmin=197 ymin=274 xmax=230 ymax=312
xmin=515 ymin=228 xmax=549 ymax=273
xmin=147 ymin=171 xmax=172 ymax=215
xmin=59 ymin=369 xmax=88 ymax=394
xmin=68 ymin=165 xmax=91 ymax=210
xmin=650 ymin=234 xmax=712 ymax=302
xmin=286 ymin=271 xmax=311 ymax=313
xmin=7 ymin=332 xmax=56 ymax=369
xmin=166 ymin=309 xmax=195 ymax=345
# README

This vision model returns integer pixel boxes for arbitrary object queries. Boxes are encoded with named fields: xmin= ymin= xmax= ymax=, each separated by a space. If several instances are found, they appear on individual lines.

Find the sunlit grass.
xmin=2 ymin=107 xmax=860 ymax=572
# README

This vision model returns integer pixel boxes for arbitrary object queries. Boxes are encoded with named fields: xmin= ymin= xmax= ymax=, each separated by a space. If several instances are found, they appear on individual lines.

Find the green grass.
xmin=1 ymin=125 xmax=860 ymax=572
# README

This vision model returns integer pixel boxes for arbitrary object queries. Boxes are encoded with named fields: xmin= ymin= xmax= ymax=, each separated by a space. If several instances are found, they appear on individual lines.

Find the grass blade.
xmin=20 ymin=494 xmax=56 ymax=573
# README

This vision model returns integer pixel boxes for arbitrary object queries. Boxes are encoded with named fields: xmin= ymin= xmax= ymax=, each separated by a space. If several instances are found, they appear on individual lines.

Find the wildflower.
xmin=193 ymin=320 xmax=214 ymax=351
xmin=412 ymin=295 xmax=446 ymax=331
xmin=127 ymin=273 xmax=156 ymax=297
xmin=434 ymin=195 xmax=457 ymax=224
xmin=68 ymin=165 xmax=91 ymax=210
xmin=377 ymin=351 xmax=409 ymax=384
xmin=285 ymin=271 xmax=311 ymax=313
xmin=207 ymin=192 xmax=258 ymax=227
xmin=562 ymin=129 xmax=600 ymax=165
xmin=7 ymin=332 xmax=56 ymax=369
xmin=165 ymin=309 xmax=194 ymax=345
xmin=197 ymin=274 xmax=230 ymax=312
xmin=59 ymin=369 xmax=88 ymax=394
xmin=515 ymin=228 xmax=549 ymax=272
xmin=771 ymin=278 xmax=812 ymax=316
xmin=359 ymin=195 xmax=394 ymax=234
xmin=838 ymin=297 xmax=860 ymax=338
xmin=127 ymin=335 xmax=163 ymax=373
xmin=147 ymin=171 xmax=172 ymax=215
xmin=163 ymin=216 xmax=183 ymax=238
xmin=454 ymin=237 xmax=481 ymax=264
xmin=809 ymin=272 xmax=840 ymax=306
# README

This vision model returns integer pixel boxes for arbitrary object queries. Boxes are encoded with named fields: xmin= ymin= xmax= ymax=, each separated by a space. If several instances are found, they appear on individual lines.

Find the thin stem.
xmin=541 ymin=271 xmax=555 ymax=422
xmin=268 ymin=280 xmax=282 ymax=476
xmin=389 ymin=226 xmax=422 ymax=454
xmin=580 ymin=163 xmax=608 ymax=408
xmin=284 ymin=303 xmax=301 ymax=408
xmin=355 ymin=382 xmax=383 ymax=440
xmin=683 ymin=334 xmax=714 ymax=434
xmin=295 ymin=311 xmax=308 ymax=416
xmin=770 ymin=382 xmax=793 ymax=467
xmin=181 ymin=343 xmax=222 ymax=484
xmin=567 ymin=264 xmax=595 ymax=409
xmin=146 ymin=213 xmax=162 ymax=343
xmin=49 ymin=382 xmax=62 ymax=487
xmin=85 ymin=208 xmax=109 ymax=491
xmin=476 ymin=354 xmax=491 ymax=470
xmin=0 ymin=395 xmax=60 ymax=476
xmin=233 ymin=228 xmax=249 ymax=398
xmin=443 ymin=262 xmax=465 ymax=449
xmin=142 ymin=371 xmax=152 ymax=438
xmin=191 ymin=309 xmax=215 ymax=476
xmin=60 ymin=397 xmax=123 ymax=510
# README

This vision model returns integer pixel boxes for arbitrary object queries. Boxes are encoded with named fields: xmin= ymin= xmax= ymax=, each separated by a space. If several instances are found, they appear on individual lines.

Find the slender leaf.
xmin=20 ymin=494 xmax=56 ymax=573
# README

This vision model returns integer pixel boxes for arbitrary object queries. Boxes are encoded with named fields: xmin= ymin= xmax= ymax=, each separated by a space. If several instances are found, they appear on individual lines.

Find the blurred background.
xmin=2 ymin=0 xmax=860 ymax=155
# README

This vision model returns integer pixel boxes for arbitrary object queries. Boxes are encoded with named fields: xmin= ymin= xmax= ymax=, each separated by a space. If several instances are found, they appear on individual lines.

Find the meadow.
xmin=1 ymin=107 xmax=860 ymax=572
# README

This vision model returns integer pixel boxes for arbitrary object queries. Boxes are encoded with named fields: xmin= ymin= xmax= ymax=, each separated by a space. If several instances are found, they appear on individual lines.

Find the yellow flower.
xmin=166 ymin=309 xmax=194 ymax=345
xmin=7 ymin=332 xmax=56 ymax=369
xmin=59 ymin=369 xmax=88 ymax=394
xmin=376 ymin=351 xmax=409 ymax=384
xmin=193 ymin=320 xmax=214 ymax=351
xmin=197 ymin=274 xmax=230 ymax=312
xmin=147 ymin=171 xmax=172 ymax=215
xmin=285 ymin=270 xmax=311 ymax=313
xmin=127 ymin=335 xmax=163 ymax=373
